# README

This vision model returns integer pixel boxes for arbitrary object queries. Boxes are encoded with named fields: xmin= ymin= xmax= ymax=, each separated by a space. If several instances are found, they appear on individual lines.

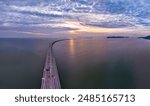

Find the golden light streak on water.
xmin=69 ymin=39 xmax=75 ymax=56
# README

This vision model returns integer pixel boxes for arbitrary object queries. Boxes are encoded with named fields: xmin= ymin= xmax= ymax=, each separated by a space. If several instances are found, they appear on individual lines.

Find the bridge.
xmin=41 ymin=43 xmax=61 ymax=89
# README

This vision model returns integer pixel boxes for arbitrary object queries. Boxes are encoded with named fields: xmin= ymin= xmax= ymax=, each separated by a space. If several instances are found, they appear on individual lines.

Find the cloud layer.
xmin=0 ymin=0 xmax=150 ymax=36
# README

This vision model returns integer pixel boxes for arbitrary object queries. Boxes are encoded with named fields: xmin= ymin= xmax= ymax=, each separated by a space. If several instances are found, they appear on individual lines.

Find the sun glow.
xmin=69 ymin=30 xmax=78 ymax=35
xmin=68 ymin=25 xmax=150 ymax=36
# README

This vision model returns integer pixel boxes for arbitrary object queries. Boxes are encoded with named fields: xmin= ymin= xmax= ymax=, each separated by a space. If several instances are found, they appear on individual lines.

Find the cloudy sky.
xmin=0 ymin=0 xmax=150 ymax=38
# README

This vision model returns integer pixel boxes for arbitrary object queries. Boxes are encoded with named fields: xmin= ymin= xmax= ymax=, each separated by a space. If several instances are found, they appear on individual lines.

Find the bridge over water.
xmin=41 ymin=42 xmax=61 ymax=89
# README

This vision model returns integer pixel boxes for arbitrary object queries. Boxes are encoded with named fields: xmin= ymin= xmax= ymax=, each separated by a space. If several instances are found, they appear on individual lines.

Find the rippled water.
xmin=53 ymin=38 xmax=150 ymax=89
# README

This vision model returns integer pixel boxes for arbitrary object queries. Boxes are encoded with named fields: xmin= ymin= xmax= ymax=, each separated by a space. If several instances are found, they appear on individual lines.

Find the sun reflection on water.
xmin=69 ymin=39 xmax=75 ymax=56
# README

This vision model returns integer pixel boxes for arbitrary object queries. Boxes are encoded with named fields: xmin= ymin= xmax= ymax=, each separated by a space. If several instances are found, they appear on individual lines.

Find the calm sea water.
xmin=1 ymin=38 xmax=150 ymax=89
xmin=53 ymin=38 xmax=150 ymax=89
xmin=0 ymin=38 xmax=53 ymax=89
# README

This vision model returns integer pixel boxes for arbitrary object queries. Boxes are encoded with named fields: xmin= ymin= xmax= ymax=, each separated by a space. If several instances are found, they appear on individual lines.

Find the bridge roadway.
xmin=41 ymin=43 xmax=61 ymax=89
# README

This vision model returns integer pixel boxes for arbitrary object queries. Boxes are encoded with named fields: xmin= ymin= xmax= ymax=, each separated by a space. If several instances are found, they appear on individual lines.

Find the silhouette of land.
xmin=107 ymin=36 xmax=129 ymax=38
xmin=139 ymin=36 xmax=150 ymax=40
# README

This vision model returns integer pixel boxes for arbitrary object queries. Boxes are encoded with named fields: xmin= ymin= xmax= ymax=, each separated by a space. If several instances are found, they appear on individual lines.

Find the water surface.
xmin=0 ymin=38 xmax=53 ymax=89
xmin=53 ymin=38 xmax=150 ymax=89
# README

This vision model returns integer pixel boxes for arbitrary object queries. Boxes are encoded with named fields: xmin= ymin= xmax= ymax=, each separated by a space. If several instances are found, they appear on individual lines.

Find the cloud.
xmin=0 ymin=0 xmax=150 ymax=36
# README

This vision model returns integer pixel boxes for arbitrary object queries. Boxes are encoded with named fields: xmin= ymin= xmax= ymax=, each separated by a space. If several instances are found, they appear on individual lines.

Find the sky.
xmin=0 ymin=0 xmax=150 ymax=38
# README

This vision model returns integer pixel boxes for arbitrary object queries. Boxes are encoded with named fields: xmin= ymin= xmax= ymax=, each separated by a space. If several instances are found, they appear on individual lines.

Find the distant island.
xmin=107 ymin=36 xmax=129 ymax=39
xmin=139 ymin=36 xmax=150 ymax=40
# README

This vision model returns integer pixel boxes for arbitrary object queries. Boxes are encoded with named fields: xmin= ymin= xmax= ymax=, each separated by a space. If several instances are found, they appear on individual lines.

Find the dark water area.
xmin=0 ymin=38 xmax=53 ymax=89
xmin=53 ymin=38 xmax=150 ymax=89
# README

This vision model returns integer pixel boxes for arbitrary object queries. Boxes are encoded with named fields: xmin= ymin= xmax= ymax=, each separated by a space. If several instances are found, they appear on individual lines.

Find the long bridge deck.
xmin=41 ymin=44 xmax=61 ymax=89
